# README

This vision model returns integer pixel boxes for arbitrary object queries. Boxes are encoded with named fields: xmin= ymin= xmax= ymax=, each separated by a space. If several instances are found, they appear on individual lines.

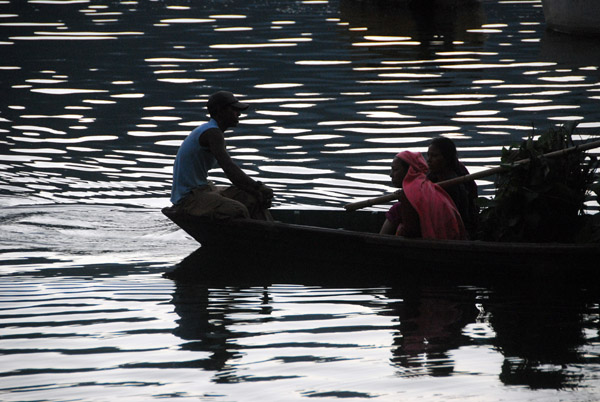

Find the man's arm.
xmin=202 ymin=128 xmax=273 ymax=200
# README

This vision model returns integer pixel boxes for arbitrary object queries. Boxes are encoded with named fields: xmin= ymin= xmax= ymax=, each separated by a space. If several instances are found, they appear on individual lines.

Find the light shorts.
xmin=176 ymin=183 xmax=250 ymax=220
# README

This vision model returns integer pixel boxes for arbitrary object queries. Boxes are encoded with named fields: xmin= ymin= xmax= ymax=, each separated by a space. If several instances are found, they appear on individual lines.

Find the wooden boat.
xmin=541 ymin=0 xmax=600 ymax=36
xmin=162 ymin=207 xmax=599 ymax=285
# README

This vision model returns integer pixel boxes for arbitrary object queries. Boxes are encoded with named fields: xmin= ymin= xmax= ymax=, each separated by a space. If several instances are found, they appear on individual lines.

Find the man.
xmin=170 ymin=90 xmax=273 ymax=220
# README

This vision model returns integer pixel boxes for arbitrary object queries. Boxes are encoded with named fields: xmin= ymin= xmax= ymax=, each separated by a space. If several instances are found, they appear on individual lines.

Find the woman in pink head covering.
xmin=379 ymin=151 xmax=467 ymax=240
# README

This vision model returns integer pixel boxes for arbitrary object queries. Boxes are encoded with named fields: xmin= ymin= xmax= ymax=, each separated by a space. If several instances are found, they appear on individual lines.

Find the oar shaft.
xmin=438 ymin=138 xmax=600 ymax=187
xmin=344 ymin=192 xmax=402 ymax=211
xmin=344 ymin=138 xmax=600 ymax=211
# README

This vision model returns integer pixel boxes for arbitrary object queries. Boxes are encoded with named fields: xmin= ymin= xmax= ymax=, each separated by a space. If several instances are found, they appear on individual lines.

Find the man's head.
xmin=207 ymin=91 xmax=249 ymax=115
xmin=207 ymin=91 xmax=249 ymax=129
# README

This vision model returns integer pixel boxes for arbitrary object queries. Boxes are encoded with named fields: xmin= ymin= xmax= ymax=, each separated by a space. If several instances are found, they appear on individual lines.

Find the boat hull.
xmin=162 ymin=207 xmax=599 ymax=284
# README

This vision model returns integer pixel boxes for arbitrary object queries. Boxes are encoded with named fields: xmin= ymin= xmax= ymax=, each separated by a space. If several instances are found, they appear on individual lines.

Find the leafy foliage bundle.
xmin=478 ymin=123 xmax=599 ymax=243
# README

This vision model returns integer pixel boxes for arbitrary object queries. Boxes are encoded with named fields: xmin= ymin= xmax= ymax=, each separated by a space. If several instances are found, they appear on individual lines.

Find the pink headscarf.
xmin=396 ymin=151 xmax=467 ymax=240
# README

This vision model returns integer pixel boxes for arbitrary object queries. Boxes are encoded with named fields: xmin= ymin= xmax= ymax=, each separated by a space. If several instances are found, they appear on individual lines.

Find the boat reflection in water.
xmin=339 ymin=0 xmax=486 ymax=55
xmin=484 ymin=281 xmax=594 ymax=389
xmin=168 ymin=263 xmax=597 ymax=390
xmin=385 ymin=285 xmax=479 ymax=377
xmin=171 ymin=284 xmax=248 ymax=374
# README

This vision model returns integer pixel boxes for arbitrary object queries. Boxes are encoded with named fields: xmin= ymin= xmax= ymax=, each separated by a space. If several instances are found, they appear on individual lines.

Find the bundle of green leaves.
xmin=478 ymin=123 xmax=599 ymax=243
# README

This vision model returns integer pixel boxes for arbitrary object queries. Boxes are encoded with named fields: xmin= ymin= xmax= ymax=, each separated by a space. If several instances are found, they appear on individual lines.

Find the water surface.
xmin=1 ymin=0 xmax=599 ymax=208
xmin=1 ymin=0 xmax=599 ymax=400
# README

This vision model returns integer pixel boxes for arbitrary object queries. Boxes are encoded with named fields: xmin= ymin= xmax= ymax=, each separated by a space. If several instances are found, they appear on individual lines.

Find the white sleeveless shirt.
xmin=170 ymin=119 xmax=219 ymax=204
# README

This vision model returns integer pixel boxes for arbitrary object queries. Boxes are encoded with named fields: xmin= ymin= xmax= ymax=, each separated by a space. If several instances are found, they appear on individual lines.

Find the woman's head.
xmin=427 ymin=137 xmax=459 ymax=174
xmin=391 ymin=151 xmax=428 ymax=188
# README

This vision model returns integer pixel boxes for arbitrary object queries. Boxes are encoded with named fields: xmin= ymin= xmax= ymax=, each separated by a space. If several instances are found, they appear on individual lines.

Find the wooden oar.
xmin=344 ymin=139 xmax=600 ymax=211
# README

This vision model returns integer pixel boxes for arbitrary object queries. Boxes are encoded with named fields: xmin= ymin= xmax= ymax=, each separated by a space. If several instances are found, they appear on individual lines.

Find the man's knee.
xmin=216 ymin=199 xmax=250 ymax=219
xmin=177 ymin=187 xmax=250 ymax=219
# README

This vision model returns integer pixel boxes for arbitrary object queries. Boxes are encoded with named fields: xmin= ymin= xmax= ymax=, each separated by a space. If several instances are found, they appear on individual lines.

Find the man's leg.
xmin=179 ymin=185 xmax=250 ymax=219
xmin=220 ymin=186 xmax=273 ymax=221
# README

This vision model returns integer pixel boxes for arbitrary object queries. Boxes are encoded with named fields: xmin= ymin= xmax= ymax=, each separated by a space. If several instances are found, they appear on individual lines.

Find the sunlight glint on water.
xmin=1 ymin=0 xmax=600 ymax=400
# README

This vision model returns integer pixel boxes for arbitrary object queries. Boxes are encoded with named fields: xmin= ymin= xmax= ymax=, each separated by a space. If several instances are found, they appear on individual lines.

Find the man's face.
xmin=215 ymin=105 xmax=244 ymax=129
xmin=225 ymin=105 xmax=243 ymax=127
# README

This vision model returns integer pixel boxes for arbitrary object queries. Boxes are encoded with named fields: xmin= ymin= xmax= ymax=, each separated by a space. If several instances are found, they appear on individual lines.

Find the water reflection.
xmin=483 ymin=281 xmax=598 ymax=390
xmin=171 ymin=284 xmax=245 ymax=373
xmin=539 ymin=29 xmax=600 ymax=69
xmin=167 ymin=248 xmax=599 ymax=390
xmin=340 ymin=0 xmax=487 ymax=55
xmin=170 ymin=281 xmax=393 ymax=389
xmin=385 ymin=285 xmax=479 ymax=377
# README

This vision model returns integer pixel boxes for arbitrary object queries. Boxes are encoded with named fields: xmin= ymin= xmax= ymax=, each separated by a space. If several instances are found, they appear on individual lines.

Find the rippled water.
xmin=2 ymin=248 xmax=600 ymax=401
xmin=1 ymin=0 xmax=600 ymax=400
xmin=1 ymin=0 xmax=599 ymax=208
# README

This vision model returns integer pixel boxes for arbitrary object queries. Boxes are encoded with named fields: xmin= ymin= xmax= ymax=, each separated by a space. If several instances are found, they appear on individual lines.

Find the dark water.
xmin=1 ymin=0 xmax=599 ymax=400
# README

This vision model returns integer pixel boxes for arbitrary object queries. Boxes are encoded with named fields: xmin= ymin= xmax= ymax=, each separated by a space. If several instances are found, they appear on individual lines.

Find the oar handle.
xmin=344 ymin=138 xmax=600 ymax=212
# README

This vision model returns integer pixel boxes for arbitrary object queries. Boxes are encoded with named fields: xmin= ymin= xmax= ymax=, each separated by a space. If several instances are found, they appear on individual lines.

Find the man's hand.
xmin=255 ymin=182 xmax=273 ymax=208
